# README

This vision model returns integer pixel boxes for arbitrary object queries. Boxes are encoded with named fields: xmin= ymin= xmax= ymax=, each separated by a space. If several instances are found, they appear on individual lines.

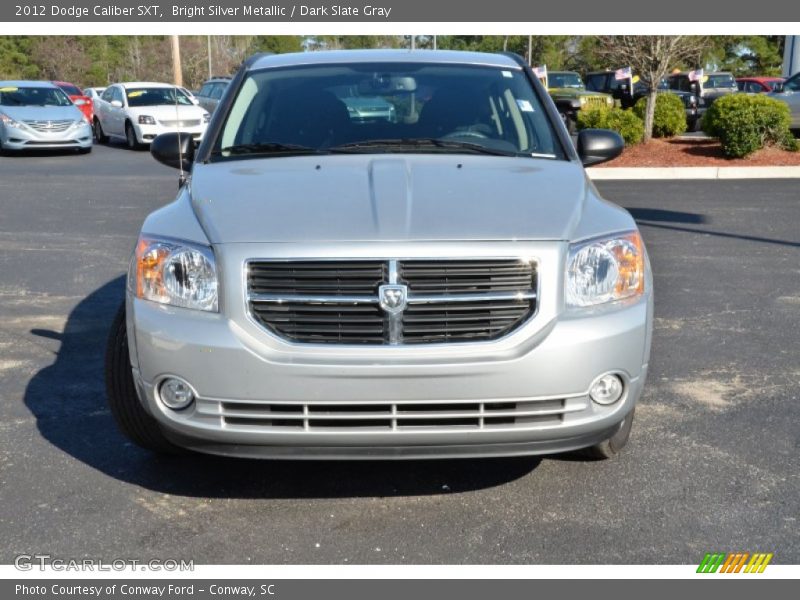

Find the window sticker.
xmin=501 ymin=70 xmax=513 ymax=78
xmin=127 ymin=91 xmax=145 ymax=98
xmin=516 ymin=99 xmax=535 ymax=112
xmin=0 ymin=87 xmax=19 ymax=92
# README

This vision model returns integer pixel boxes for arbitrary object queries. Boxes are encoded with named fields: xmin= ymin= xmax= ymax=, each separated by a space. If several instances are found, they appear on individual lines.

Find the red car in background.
xmin=736 ymin=77 xmax=785 ymax=94
xmin=52 ymin=81 xmax=93 ymax=123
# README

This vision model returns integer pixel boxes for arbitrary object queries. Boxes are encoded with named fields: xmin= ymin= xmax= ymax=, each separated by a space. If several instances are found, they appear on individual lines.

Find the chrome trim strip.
xmin=247 ymin=291 xmax=536 ymax=304
xmin=248 ymin=293 xmax=379 ymax=304
xmin=407 ymin=291 xmax=537 ymax=304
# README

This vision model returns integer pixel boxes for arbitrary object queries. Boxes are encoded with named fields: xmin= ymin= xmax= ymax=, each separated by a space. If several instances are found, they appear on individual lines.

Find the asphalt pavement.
xmin=0 ymin=142 xmax=798 ymax=564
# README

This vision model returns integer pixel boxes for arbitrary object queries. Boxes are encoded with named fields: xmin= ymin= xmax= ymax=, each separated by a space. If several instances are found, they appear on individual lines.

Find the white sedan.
xmin=94 ymin=82 xmax=210 ymax=149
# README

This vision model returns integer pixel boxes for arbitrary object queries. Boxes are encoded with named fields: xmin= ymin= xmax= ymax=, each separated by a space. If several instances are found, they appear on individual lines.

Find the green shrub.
xmin=702 ymin=94 xmax=797 ymax=158
xmin=633 ymin=93 xmax=686 ymax=138
xmin=577 ymin=106 xmax=644 ymax=146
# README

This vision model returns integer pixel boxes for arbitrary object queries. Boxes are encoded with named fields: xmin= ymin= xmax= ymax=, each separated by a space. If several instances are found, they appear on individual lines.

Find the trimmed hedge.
xmin=702 ymin=94 xmax=798 ymax=158
xmin=634 ymin=93 xmax=686 ymax=138
xmin=577 ymin=106 xmax=644 ymax=146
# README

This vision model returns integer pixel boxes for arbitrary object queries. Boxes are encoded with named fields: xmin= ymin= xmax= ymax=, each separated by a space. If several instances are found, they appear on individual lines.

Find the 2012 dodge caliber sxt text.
xmin=105 ymin=50 xmax=653 ymax=460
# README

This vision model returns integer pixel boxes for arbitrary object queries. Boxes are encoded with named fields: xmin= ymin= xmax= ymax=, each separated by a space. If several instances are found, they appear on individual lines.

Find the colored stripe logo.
xmin=697 ymin=552 xmax=773 ymax=573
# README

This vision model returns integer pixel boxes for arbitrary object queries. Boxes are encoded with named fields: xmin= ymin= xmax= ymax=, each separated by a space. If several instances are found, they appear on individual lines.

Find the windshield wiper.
xmin=212 ymin=142 xmax=327 ymax=157
xmin=329 ymin=138 xmax=521 ymax=157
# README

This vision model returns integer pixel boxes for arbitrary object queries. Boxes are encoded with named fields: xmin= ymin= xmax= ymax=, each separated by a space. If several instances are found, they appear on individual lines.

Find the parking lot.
xmin=0 ymin=142 xmax=798 ymax=564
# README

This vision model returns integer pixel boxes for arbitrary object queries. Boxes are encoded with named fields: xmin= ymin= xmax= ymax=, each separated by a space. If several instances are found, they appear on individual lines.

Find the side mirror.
xmin=110 ymin=99 xmax=123 ymax=108
xmin=151 ymin=132 xmax=195 ymax=171
xmin=577 ymin=129 xmax=624 ymax=167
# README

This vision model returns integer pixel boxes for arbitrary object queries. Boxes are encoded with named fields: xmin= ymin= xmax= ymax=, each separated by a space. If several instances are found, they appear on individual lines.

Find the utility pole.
xmin=433 ymin=35 xmax=437 ymax=50
xmin=171 ymin=35 xmax=183 ymax=87
xmin=410 ymin=35 xmax=415 ymax=50
xmin=527 ymin=35 xmax=533 ymax=66
xmin=207 ymin=35 xmax=212 ymax=79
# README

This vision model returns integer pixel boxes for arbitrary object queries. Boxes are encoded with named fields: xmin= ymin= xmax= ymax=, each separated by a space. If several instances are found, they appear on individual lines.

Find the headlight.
xmin=138 ymin=115 xmax=156 ymax=125
xmin=132 ymin=236 xmax=218 ymax=312
xmin=566 ymin=232 xmax=645 ymax=307
xmin=0 ymin=112 xmax=22 ymax=129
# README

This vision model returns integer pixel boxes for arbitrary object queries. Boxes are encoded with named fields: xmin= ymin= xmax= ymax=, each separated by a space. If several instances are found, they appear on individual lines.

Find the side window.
xmin=210 ymin=83 xmax=225 ymax=100
xmin=101 ymin=87 xmax=114 ymax=102
xmin=199 ymin=84 xmax=212 ymax=97
xmin=112 ymin=87 xmax=123 ymax=104
xmin=785 ymin=75 xmax=800 ymax=92
xmin=585 ymin=74 xmax=605 ymax=92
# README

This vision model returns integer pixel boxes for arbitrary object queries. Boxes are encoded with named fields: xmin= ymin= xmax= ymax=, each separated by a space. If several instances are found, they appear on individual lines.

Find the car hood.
xmin=0 ymin=104 xmax=83 ymax=121
xmin=189 ymin=155 xmax=591 ymax=244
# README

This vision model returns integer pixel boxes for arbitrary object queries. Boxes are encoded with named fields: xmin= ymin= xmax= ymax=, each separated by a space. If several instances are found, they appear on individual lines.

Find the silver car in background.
xmin=106 ymin=50 xmax=653 ymax=461
xmin=0 ymin=81 xmax=93 ymax=153
xmin=769 ymin=71 xmax=800 ymax=130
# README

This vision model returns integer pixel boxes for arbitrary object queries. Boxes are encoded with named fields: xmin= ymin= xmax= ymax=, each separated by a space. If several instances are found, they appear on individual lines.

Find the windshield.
xmin=706 ymin=75 xmax=736 ymax=89
xmin=548 ymin=72 xmax=584 ymax=89
xmin=125 ymin=87 xmax=194 ymax=107
xmin=58 ymin=83 xmax=82 ymax=96
xmin=0 ymin=85 xmax=73 ymax=107
xmin=214 ymin=62 xmax=565 ymax=160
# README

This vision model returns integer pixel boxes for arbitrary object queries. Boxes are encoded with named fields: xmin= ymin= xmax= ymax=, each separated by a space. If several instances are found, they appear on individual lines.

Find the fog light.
xmin=590 ymin=374 xmax=624 ymax=405
xmin=159 ymin=378 xmax=195 ymax=410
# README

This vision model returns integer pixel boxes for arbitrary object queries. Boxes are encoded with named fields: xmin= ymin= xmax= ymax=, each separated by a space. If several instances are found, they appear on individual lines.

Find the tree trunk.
xmin=644 ymin=89 xmax=658 ymax=142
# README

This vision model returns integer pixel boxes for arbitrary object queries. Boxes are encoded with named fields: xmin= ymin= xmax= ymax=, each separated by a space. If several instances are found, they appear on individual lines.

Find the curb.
xmin=586 ymin=166 xmax=800 ymax=180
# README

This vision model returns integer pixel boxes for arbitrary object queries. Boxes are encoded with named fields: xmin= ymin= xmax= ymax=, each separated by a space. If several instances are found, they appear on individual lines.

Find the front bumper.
xmin=127 ymin=242 xmax=652 ymax=459
xmin=1 ymin=122 xmax=93 ymax=150
xmin=134 ymin=122 xmax=206 ymax=144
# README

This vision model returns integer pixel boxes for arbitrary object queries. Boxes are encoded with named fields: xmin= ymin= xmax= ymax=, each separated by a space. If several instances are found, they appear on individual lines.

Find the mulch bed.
xmin=597 ymin=137 xmax=800 ymax=167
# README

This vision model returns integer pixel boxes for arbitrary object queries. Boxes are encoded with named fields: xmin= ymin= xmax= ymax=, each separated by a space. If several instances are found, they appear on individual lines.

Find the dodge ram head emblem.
xmin=379 ymin=284 xmax=408 ymax=314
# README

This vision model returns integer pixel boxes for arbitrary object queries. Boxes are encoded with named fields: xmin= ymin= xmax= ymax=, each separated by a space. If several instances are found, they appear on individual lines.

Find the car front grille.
xmin=159 ymin=119 xmax=201 ymax=127
xmin=199 ymin=396 xmax=585 ymax=432
xmin=24 ymin=119 xmax=74 ymax=133
xmin=581 ymin=96 xmax=608 ymax=108
xmin=247 ymin=259 xmax=537 ymax=345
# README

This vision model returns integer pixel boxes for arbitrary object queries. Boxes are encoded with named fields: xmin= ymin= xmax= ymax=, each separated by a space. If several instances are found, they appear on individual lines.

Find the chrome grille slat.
xmin=246 ymin=259 xmax=537 ymax=345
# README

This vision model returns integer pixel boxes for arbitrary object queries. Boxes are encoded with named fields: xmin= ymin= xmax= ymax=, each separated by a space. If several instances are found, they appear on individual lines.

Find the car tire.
xmin=105 ymin=304 xmax=184 ymax=454
xmin=94 ymin=118 xmax=108 ymax=143
xmin=576 ymin=408 xmax=635 ymax=460
xmin=125 ymin=122 xmax=142 ymax=150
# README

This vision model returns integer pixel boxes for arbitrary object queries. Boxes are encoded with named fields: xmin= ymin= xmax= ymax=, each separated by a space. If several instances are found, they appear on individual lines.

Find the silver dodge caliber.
xmin=106 ymin=50 xmax=653 ymax=460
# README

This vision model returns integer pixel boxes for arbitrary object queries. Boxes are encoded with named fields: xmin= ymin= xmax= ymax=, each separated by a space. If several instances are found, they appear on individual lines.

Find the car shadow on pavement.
xmin=626 ymin=206 xmax=800 ymax=248
xmin=23 ymin=276 xmax=541 ymax=499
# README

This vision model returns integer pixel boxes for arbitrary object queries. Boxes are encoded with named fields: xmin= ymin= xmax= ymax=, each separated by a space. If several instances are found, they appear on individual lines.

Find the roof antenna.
xmin=174 ymin=84 xmax=186 ymax=187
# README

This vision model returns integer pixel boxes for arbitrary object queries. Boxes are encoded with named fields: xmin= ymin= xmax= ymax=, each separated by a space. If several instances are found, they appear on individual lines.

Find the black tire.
xmin=105 ymin=304 xmax=183 ymax=454
xmin=125 ymin=121 xmax=141 ymax=150
xmin=577 ymin=408 xmax=635 ymax=460
xmin=94 ymin=118 xmax=108 ymax=143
